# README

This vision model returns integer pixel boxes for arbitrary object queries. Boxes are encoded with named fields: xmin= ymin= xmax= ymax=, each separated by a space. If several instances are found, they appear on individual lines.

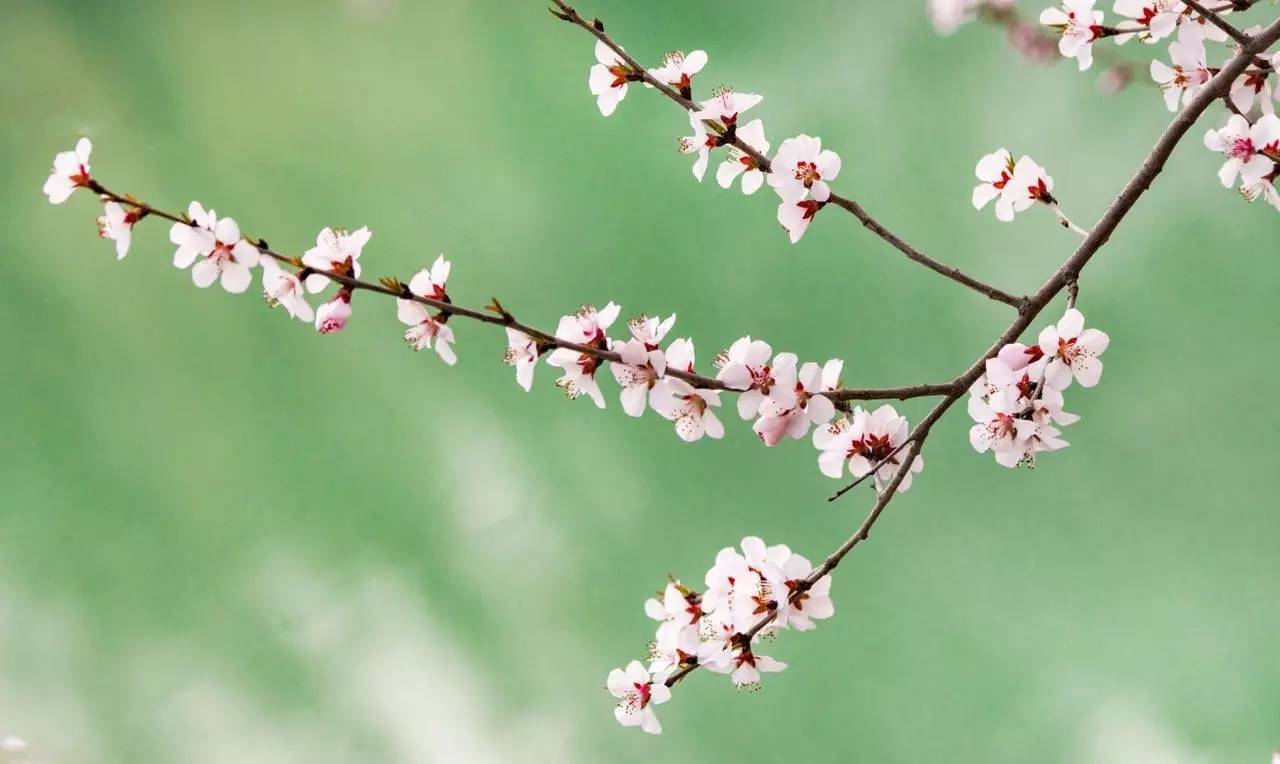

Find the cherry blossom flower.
xmin=260 ymin=258 xmax=315 ymax=323
xmin=1150 ymin=23 xmax=1210 ymax=112
xmin=1038 ymin=307 xmax=1110 ymax=389
xmin=396 ymin=255 xmax=456 ymax=364
xmin=648 ymin=623 xmax=699 ymax=677
xmin=972 ymin=148 xmax=1018 ymax=221
xmin=169 ymin=202 xmax=261 ymax=293
xmin=652 ymin=377 xmax=724 ymax=441
xmin=715 ymin=119 xmax=770 ymax=194
xmin=777 ymin=553 xmax=834 ymax=632
xmin=546 ymin=302 xmax=621 ymax=408
xmin=606 ymin=660 xmax=670 ymax=734
xmin=645 ymin=581 xmax=702 ymax=644
xmin=968 ymin=389 xmax=1039 ymax=467
xmin=96 ymin=200 xmax=141 ymax=259
xmin=677 ymin=110 xmax=714 ymax=181
xmin=692 ymin=87 xmax=763 ymax=128
xmin=43 ymin=137 xmax=93 ymax=204
xmin=588 ymin=40 xmax=633 ymax=117
xmin=1031 ymin=385 xmax=1081 ymax=427
xmin=1230 ymin=67 xmax=1276 ymax=117
xmin=1204 ymin=115 xmax=1280 ymax=189
xmin=768 ymin=134 xmax=841 ymax=204
xmin=1240 ymin=174 xmax=1280 ymax=210
xmin=1006 ymin=420 xmax=1071 ymax=467
xmin=714 ymin=336 xmax=776 ymax=420
xmin=504 ymin=328 xmax=540 ymax=392
xmin=703 ymin=643 xmax=788 ymax=688
xmin=1113 ymin=0 xmax=1183 ymax=44
xmin=301 ymin=226 xmax=371 ymax=293
xmin=702 ymin=546 xmax=750 ymax=617
xmin=646 ymin=49 xmax=707 ymax=97
xmin=815 ymin=404 xmax=923 ymax=491
xmin=314 ymin=290 xmax=352 ymax=334
xmin=610 ymin=313 xmax=675 ymax=416
xmin=752 ymin=355 xmax=839 ymax=446
xmin=1040 ymin=1 xmax=1105 ymax=71
xmin=996 ymin=341 xmax=1047 ymax=373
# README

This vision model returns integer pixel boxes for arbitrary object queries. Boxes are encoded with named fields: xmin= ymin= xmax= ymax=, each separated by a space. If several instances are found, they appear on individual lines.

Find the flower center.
xmin=793 ymin=161 xmax=820 ymax=187
xmin=1229 ymin=137 xmax=1256 ymax=160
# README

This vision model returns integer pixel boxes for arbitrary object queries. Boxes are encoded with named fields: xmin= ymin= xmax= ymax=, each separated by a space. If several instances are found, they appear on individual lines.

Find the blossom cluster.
xmin=967 ymin=308 xmax=1109 ymax=467
xmin=585 ymin=43 xmax=841 ymax=243
xmin=608 ymin=536 xmax=834 ymax=734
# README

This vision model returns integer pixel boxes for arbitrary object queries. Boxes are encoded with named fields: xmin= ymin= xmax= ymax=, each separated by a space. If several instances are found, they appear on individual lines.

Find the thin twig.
xmin=88 ymin=184 xmax=948 ymax=405
xmin=548 ymin=0 xmax=1024 ymax=309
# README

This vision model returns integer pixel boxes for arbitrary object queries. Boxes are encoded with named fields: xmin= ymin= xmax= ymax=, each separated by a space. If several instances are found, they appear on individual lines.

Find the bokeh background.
xmin=3 ymin=0 xmax=1278 ymax=761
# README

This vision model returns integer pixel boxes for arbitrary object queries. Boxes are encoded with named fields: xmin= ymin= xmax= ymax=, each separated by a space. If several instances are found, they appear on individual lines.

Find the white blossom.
xmin=260 ymin=258 xmax=315 ymax=322
xmin=546 ymin=302 xmax=621 ymax=408
xmin=588 ymin=40 xmax=632 ymax=117
xmin=169 ymin=202 xmax=261 ymax=293
xmin=43 ymin=137 xmax=92 ymax=204
xmin=301 ymin=226 xmax=371 ymax=293
xmin=96 ymin=200 xmax=140 ymax=259
xmin=606 ymin=660 xmax=670 ymax=734
xmin=1038 ymin=307 xmax=1110 ymax=389
xmin=1040 ymin=1 xmax=1105 ymax=70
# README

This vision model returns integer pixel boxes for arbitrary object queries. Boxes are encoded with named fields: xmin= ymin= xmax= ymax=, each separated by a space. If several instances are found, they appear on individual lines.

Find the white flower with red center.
xmin=314 ymin=290 xmax=353 ymax=335
xmin=972 ymin=148 xmax=1019 ymax=221
xmin=752 ymin=355 xmax=839 ymax=446
xmin=968 ymin=389 xmax=1039 ymax=467
xmin=260 ymin=258 xmax=315 ymax=323
xmin=770 ymin=135 xmax=841 ymax=244
xmin=693 ymin=87 xmax=763 ymax=129
xmin=645 ymin=581 xmax=702 ymax=644
xmin=715 ymin=119 xmax=770 ymax=195
xmin=610 ymin=313 xmax=675 ymax=416
xmin=852 ymin=404 xmax=924 ymax=492
xmin=397 ymin=255 xmax=456 ymax=364
xmin=648 ymin=624 xmax=699 ymax=677
xmin=1040 ymin=0 xmax=1105 ymax=71
xmin=1205 ymin=114 xmax=1280 ymax=188
xmin=169 ymin=203 xmax=261 ymax=293
xmin=43 ymin=137 xmax=93 ymax=204
xmin=777 ymin=553 xmax=834 ymax=632
xmin=646 ymin=49 xmax=707 ymax=98
xmin=714 ymin=336 xmax=776 ymax=420
xmin=301 ymin=226 xmax=371 ymax=293
xmin=729 ymin=536 xmax=791 ymax=632
xmin=677 ymin=110 xmax=716 ymax=181
xmin=702 ymin=545 xmax=750 ymax=618
xmin=1230 ymin=67 xmax=1276 ymax=117
xmin=546 ymin=302 xmax=621 ymax=408
xmin=1113 ymin=0 xmax=1183 ymax=43
xmin=651 ymin=376 xmax=725 ymax=442
xmin=1150 ymin=23 xmax=1210 ymax=112
xmin=704 ymin=642 xmax=788 ymax=688
xmin=1038 ymin=307 xmax=1110 ymax=389
xmin=606 ymin=660 xmax=670 ymax=735
xmin=588 ymin=40 xmax=635 ymax=117
xmin=504 ymin=328 xmax=540 ymax=392
xmin=96 ymin=200 xmax=142 ymax=260
xmin=1011 ymin=155 xmax=1056 ymax=211
xmin=996 ymin=341 xmax=1048 ymax=373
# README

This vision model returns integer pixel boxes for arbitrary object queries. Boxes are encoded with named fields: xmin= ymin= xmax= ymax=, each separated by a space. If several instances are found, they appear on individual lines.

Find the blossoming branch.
xmin=43 ymin=0 xmax=1280 ymax=737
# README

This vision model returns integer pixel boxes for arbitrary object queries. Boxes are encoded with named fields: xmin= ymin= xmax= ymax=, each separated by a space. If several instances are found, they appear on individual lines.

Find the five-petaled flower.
xmin=301 ymin=226 xmax=372 ymax=293
xmin=1205 ymin=114 xmax=1280 ymax=189
xmin=43 ymin=137 xmax=93 ymax=204
xmin=96 ymin=200 xmax=142 ymax=260
xmin=169 ymin=202 xmax=261 ymax=293
xmin=397 ymin=255 xmax=457 ymax=365
xmin=588 ymin=40 xmax=634 ymax=117
xmin=692 ymin=86 xmax=763 ymax=129
xmin=1040 ymin=0 xmax=1106 ymax=71
xmin=261 ymin=257 xmax=315 ymax=323
xmin=715 ymin=336 xmax=777 ymax=420
xmin=753 ymin=356 xmax=840 ymax=446
xmin=610 ymin=313 xmax=676 ymax=416
xmin=770 ymin=134 xmax=842 ymax=243
xmin=1150 ymin=23 xmax=1211 ymax=112
xmin=547 ymin=302 xmax=621 ymax=408
xmin=607 ymin=660 xmax=671 ymax=735
xmin=647 ymin=49 xmax=708 ymax=99
xmin=1038 ymin=307 xmax=1110 ymax=389
xmin=814 ymin=404 xmax=923 ymax=491
xmin=504 ymin=328 xmax=540 ymax=392
xmin=715 ymin=119 xmax=770 ymax=194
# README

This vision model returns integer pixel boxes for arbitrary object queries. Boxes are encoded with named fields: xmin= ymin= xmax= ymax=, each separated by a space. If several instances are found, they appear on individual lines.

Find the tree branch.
xmin=548 ymin=0 xmax=1025 ymax=309
xmin=663 ymin=12 xmax=1280 ymax=690
xmin=88 ymin=184 xmax=950 ymax=405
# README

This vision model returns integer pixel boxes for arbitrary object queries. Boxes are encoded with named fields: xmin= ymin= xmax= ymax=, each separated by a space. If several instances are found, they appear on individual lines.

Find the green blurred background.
xmin=3 ymin=0 xmax=1279 ymax=761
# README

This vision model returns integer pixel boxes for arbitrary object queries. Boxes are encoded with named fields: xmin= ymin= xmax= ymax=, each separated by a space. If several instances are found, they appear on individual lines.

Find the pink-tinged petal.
xmin=220 ymin=262 xmax=252 ymax=294
xmin=214 ymin=217 xmax=241 ymax=245
xmin=619 ymin=384 xmax=648 ymax=417
xmin=1056 ymin=308 xmax=1084 ymax=338
xmin=1078 ymin=327 xmax=1109 ymax=355
xmin=816 ymin=149 xmax=841 ymax=180
xmin=1044 ymin=359 xmax=1074 ymax=390
xmin=818 ymin=449 xmax=846 ymax=479
xmin=1073 ymin=357 xmax=1102 ymax=387
xmin=232 ymin=240 xmax=260 ymax=268
xmin=972 ymin=183 xmax=1000 ymax=210
xmin=703 ymin=409 xmax=725 ymax=439
xmin=397 ymin=299 xmax=429 ymax=326
xmin=741 ymin=170 xmax=764 ymax=195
